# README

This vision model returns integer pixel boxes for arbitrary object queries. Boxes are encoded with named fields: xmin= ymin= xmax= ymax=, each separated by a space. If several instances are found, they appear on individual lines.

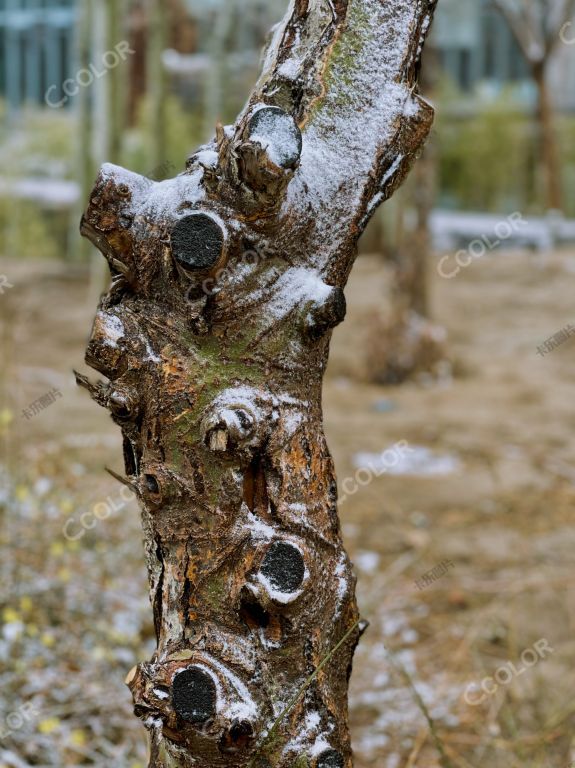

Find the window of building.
xmin=0 ymin=0 xmax=77 ymax=110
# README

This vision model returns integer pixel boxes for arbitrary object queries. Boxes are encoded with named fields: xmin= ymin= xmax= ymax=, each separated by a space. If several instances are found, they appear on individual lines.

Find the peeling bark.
xmin=79 ymin=2 xmax=437 ymax=766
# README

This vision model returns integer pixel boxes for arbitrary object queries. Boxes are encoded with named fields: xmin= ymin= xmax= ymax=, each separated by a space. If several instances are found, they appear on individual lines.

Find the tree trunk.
xmin=395 ymin=48 xmax=438 ymax=319
xmin=533 ymin=60 xmax=563 ymax=211
xmin=147 ymin=0 xmax=168 ymax=173
xmin=393 ymin=129 xmax=436 ymax=319
xmin=70 ymin=0 xmax=95 ymax=263
xmin=78 ymin=1 xmax=437 ymax=766
xmin=366 ymin=138 xmax=447 ymax=387
xmin=106 ymin=0 xmax=124 ymax=165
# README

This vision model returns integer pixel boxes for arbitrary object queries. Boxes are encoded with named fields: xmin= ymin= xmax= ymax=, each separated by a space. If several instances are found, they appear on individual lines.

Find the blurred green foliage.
xmin=124 ymin=94 xmax=205 ymax=179
xmin=0 ymin=106 xmax=75 ymax=177
xmin=0 ymin=198 xmax=64 ymax=261
xmin=560 ymin=115 xmax=575 ymax=217
xmin=0 ymin=105 xmax=74 ymax=260
xmin=436 ymin=87 xmax=575 ymax=217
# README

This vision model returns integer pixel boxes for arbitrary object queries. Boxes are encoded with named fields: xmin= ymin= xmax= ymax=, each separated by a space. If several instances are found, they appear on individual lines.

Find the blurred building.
xmin=432 ymin=0 xmax=575 ymax=111
xmin=433 ymin=0 xmax=529 ymax=93
xmin=0 ymin=0 xmax=78 ymax=111
xmin=0 ymin=0 xmax=284 ymax=115
xmin=1 ymin=0 xmax=574 ymax=113
xmin=181 ymin=0 xmax=284 ymax=41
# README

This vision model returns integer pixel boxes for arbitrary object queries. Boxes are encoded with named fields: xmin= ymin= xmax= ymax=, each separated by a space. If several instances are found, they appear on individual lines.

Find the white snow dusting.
xmin=265 ymin=267 xmax=333 ymax=321
xmin=249 ymin=104 xmax=300 ymax=168
xmin=245 ymin=510 xmax=277 ymax=541
xmin=283 ymin=0 xmax=423 ymax=267
xmin=101 ymin=314 xmax=125 ymax=348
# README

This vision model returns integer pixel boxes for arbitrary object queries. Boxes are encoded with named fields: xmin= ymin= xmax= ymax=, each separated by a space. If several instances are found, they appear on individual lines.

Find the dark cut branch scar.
xmin=172 ymin=667 xmax=218 ymax=724
xmin=259 ymin=541 xmax=306 ymax=594
xmin=171 ymin=212 xmax=226 ymax=272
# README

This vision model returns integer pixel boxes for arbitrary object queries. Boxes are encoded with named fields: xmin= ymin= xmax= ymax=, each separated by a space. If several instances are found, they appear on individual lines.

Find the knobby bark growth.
xmin=78 ymin=1 xmax=437 ymax=766
xmin=493 ymin=0 xmax=575 ymax=212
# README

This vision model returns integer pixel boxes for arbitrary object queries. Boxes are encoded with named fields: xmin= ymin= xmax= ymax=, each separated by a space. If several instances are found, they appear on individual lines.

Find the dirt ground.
xmin=1 ymin=248 xmax=575 ymax=768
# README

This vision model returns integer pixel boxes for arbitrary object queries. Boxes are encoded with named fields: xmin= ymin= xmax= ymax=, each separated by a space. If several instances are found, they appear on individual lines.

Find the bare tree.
xmin=203 ymin=2 xmax=234 ymax=140
xmin=493 ymin=0 xmax=575 ymax=211
xmin=78 ymin=1 xmax=438 ymax=766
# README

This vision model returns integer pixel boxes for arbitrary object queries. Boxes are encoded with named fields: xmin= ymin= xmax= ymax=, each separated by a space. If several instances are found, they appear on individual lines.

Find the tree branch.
xmin=492 ymin=0 xmax=545 ymax=63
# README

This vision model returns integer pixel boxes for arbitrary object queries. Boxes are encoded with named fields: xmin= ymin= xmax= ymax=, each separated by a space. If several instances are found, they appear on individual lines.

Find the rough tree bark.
xmin=493 ymin=0 xmax=575 ymax=212
xmin=78 ymin=1 xmax=437 ymax=766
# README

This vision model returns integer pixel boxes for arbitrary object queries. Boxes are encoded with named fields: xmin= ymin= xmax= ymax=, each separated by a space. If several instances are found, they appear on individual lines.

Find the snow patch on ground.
xmin=355 ymin=551 xmax=381 ymax=574
xmin=353 ymin=446 xmax=461 ymax=477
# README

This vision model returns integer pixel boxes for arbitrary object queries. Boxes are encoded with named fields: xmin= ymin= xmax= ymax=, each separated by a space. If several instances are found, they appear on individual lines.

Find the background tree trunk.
xmin=393 ymin=52 xmax=438 ymax=320
xmin=78 ymin=1 xmax=438 ymax=766
xmin=203 ymin=2 xmax=233 ymax=141
xmin=70 ymin=0 xmax=95 ymax=264
xmin=106 ymin=0 xmax=124 ymax=166
xmin=366 ymin=50 xmax=447 ymax=387
xmin=147 ymin=0 xmax=167 ymax=173
xmin=406 ymin=148 xmax=433 ymax=317
xmin=532 ymin=61 xmax=563 ymax=211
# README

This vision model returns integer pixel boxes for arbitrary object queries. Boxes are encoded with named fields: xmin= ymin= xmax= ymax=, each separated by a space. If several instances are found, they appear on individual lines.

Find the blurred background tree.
xmin=492 ymin=0 xmax=575 ymax=212
xmin=365 ymin=47 xmax=450 ymax=386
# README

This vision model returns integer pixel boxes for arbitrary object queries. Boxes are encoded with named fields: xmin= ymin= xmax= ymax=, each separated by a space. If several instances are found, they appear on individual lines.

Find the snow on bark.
xmin=79 ymin=1 xmax=438 ymax=766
